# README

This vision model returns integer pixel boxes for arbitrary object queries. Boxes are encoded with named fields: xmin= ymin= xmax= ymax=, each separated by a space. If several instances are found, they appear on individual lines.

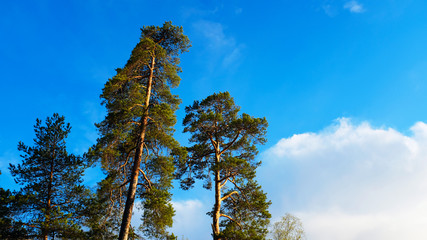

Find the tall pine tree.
xmin=175 ymin=92 xmax=271 ymax=240
xmin=91 ymin=21 xmax=190 ymax=240
xmin=8 ymin=113 xmax=88 ymax=240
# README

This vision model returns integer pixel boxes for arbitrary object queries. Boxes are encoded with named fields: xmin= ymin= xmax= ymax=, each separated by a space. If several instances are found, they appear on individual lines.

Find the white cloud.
xmin=171 ymin=199 xmax=211 ymax=239
xmin=344 ymin=1 xmax=365 ymax=13
xmin=300 ymin=205 xmax=427 ymax=240
xmin=259 ymin=119 xmax=427 ymax=240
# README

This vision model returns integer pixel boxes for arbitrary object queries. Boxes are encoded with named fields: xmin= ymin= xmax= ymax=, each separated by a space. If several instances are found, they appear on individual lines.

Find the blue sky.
xmin=1 ymin=0 xmax=427 ymax=239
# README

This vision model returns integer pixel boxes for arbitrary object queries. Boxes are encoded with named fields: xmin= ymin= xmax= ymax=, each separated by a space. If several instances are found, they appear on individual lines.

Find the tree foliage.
xmin=90 ymin=21 xmax=190 ymax=239
xmin=8 ymin=113 xmax=89 ymax=239
xmin=270 ymin=213 xmax=306 ymax=240
xmin=175 ymin=92 xmax=271 ymax=240
xmin=0 ymin=171 xmax=29 ymax=239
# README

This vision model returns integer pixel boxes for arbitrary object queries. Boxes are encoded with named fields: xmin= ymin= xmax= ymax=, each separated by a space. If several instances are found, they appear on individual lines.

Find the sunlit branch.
xmin=221 ymin=190 xmax=238 ymax=201
xmin=220 ymin=213 xmax=242 ymax=229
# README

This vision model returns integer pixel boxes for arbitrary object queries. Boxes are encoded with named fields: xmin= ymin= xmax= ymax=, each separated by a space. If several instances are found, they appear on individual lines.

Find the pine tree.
xmin=175 ymin=92 xmax=271 ymax=240
xmin=90 ymin=21 xmax=190 ymax=240
xmin=8 ymin=113 xmax=89 ymax=239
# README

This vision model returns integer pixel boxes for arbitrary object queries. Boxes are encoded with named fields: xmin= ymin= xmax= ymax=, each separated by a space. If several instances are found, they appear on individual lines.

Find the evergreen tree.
xmin=175 ymin=92 xmax=271 ymax=240
xmin=91 ymin=21 xmax=190 ymax=240
xmin=8 ymin=113 xmax=88 ymax=240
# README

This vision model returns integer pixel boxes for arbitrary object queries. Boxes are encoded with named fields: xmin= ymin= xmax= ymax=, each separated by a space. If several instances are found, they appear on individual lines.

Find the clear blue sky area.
xmin=1 ymin=0 xmax=427 ymax=216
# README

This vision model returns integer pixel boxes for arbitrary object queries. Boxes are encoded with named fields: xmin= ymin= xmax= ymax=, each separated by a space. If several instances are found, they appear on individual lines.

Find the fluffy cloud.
xmin=171 ymin=199 xmax=211 ymax=239
xmin=259 ymin=118 xmax=427 ymax=240
xmin=344 ymin=1 xmax=365 ymax=13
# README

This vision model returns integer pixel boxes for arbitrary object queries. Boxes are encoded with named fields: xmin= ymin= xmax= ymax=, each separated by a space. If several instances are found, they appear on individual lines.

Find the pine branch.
xmin=51 ymin=200 xmax=72 ymax=208
xmin=128 ymin=104 xmax=146 ymax=111
xmin=219 ymin=171 xmax=238 ymax=185
xmin=139 ymin=168 xmax=152 ymax=189
xmin=137 ymin=182 xmax=151 ymax=190
xmin=220 ymin=213 xmax=242 ymax=229
xmin=221 ymin=191 xmax=238 ymax=201
xmin=118 ymin=180 xmax=131 ymax=189
xmin=220 ymin=130 xmax=241 ymax=155
xmin=21 ymin=222 xmax=41 ymax=229
xmin=117 ymin=147 xmax=137 ymax=172
xmin=220 ymin=177 xmax=229 ymax=188
xmin=229 ymin=177 xmax=249 ymax=202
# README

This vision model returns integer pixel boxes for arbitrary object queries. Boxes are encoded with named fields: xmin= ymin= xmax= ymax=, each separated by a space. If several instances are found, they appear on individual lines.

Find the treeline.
xmin=0 ymin=22 xmax=304 ymax=240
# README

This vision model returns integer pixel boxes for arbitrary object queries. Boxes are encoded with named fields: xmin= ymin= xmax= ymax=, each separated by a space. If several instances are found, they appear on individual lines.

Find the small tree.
xmin=175 ymin=92 xmax=271 ymax=240
xmin=8 ymin=113 xmax=88 ymax=240
xmin=91 ymin=21 xmax=190 ymax=240
xmin=270 ymin=213 xmax=306 ymax=240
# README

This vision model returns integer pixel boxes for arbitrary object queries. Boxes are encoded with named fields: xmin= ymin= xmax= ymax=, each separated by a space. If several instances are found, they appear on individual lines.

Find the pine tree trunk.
xmin=213 ymin=150 xmax=222 ymax=240
xmin=213 ymin=169 xmax=221 ymax=240
xmin=118 ymin=56 xmax=155 ymax=240
xmin=43 ymin=153 xmax=55 ymax=240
